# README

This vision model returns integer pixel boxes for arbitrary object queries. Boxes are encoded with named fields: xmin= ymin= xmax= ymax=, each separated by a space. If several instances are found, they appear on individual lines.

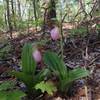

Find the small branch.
xmin=86 ymin=54 xmax=100 ymax=67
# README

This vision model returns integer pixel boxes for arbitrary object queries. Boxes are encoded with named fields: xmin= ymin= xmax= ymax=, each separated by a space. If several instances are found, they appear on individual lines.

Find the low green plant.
xmin=0 ymin=80 xmax=26 ymax=100
xmin=69 ymin=27 xmax=87 ymax=37
xmin=17 ymin=20 xmax=28 ymax=30
xmin=0 ymin=43 xmax=11 ymax=59
xmin=96 ymin=24 xmax=100 ymax=29
xmin=43 ymin=51 xmax=89 ymax=92
xmin=35 ymin=81 xmax=57 ymax=95
xmin=0 ymin=80 xmax=15 ymax=91
xmin=10 ymin=43 xmax=89 ymax=96
xmin=11 ymin=43 xmax=49 ymax=93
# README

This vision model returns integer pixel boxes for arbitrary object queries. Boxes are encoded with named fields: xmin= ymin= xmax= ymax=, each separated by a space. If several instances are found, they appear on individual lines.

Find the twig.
xmin=84 ymin=86 xmax=88 ymax=100
xmin=86 ymin=54 xmax=100 ymax=67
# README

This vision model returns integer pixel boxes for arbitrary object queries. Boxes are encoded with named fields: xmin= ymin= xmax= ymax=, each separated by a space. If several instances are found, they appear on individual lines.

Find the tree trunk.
xmin=32 ymin=0 xmax=38 ymax=30
xmin=5 ymin=0 xmax=13 ymax=38
xmin=45 ymin=0 xmax=57 ymax=30
xmin=11 ymin=0 xmax=16 ymax=29
xmin=17 ymin=0 xmax=22 ymax=20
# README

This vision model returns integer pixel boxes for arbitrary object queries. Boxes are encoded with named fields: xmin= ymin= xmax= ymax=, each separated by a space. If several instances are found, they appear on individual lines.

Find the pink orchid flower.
xmin=50 ymin=26 xmax=60 ymax=40
xmin=32 ymin=49 xmax=42 ymax=63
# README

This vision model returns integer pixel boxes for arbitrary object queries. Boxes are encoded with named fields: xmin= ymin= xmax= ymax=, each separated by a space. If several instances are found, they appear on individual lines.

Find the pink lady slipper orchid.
xmin=50 ymin=26 xmax=60 ymax=40
xmin=32 ymin=49 xmax=42 ymax=63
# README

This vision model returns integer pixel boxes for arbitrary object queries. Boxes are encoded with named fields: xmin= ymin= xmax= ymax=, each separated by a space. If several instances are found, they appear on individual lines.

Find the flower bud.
xmin=50 ymin=26 xmax=60 ymax=40
xmin=32 ymin=49 xmax=42 ymax=63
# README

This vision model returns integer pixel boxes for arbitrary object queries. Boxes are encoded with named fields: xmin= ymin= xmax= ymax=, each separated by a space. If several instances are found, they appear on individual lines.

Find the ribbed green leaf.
xmin=33 ymin=68 xmax=50 ymax=85
xmin=7 ymin=90 xmax=26 ymax=100
xmin=11 ymin=71 xmax=33 ymax=89
xmin=0 ymin=81 xmax=15 ymax=91
xmin=68 ymin=68 xmax=89 ymax=83
xmin=0 ymin=90 xmax=26 ymax=100
xmin=43 ymin=51 xmax=67 ymax=80
xmin=0 ymin=91 xmax=7 ymax=100
xmin=59 ymin=68 xmax=89 ymax=91
xmin=21 ymin=43 xmax=36 ymax=75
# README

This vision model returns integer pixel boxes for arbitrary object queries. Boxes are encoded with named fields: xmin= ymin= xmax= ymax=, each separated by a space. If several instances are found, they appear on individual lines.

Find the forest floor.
xmin=0 ymin=22 xmax=100 ymax=100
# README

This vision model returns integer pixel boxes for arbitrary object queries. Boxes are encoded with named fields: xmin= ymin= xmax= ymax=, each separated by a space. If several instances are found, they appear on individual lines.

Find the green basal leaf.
xmin=11 ymin=69 xmax=49 ymax=90
xmin=44 ymin=51 xmax=67 ymax=80
xmin=35 ymin=81 xmax=57 ymax=95
xmin=0 ymin=91 xmax=7 ymax=100
xmin=21 ymin=43 xmax=36 ymax=75
xmin=0 ymin=81 xmax=15 ymax=91
xmin=68 ymin=68 xmax=89 ymax=83
xmin=33 ymin=68 xmax=50 ymax=86
xmin=0 ymin=90 xmax=26 ymax=100
xmin=11 ymin=71 xmax=33 ymax=89
xmin=7 ymin=90 xmax=26 ymax=100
